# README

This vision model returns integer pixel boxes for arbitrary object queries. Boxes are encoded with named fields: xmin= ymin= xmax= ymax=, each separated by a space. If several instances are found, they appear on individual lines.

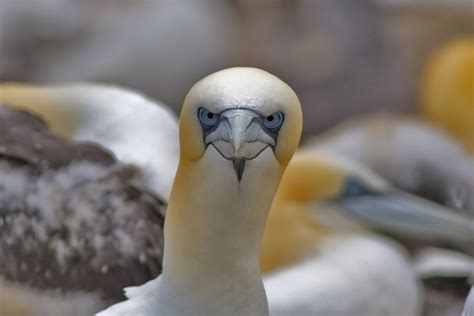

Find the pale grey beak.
xmin=334 ymin=190 xmax=474 ymax=244
xmin=204 ymin=109 xmax=276 ymax=181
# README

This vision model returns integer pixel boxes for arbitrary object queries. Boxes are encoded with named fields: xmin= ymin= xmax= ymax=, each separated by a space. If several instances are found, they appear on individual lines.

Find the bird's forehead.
xmin=195 ymin=93 xmax=284 ymax=116
xmin=187 ymin=68 xmax=296 ymax=115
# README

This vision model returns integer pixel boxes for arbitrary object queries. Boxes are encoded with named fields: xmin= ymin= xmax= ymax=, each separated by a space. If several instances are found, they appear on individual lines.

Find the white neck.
xmin=157 ymin=148 xmax=282 ymax=315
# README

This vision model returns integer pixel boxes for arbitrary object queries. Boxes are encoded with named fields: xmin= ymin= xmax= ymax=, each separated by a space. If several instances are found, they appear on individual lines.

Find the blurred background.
xmin=0 ymin=1 xmax=473 ymax=315
xmin=1 ymin=0 xmax=472 ymax=136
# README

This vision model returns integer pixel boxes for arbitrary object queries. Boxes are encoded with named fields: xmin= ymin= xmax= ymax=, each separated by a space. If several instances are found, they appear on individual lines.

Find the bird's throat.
xmin=159 ymin=154 xmax=282 ymax=314
xmin=162 ymin=161 xmax=270 ymax=277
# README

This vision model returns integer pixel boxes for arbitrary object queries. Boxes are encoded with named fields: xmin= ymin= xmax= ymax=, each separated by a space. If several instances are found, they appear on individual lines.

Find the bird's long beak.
xmin=205 ymin=109 xmax=275 ymax=181
xmin=334 ymin=190 xmax=474 ymax=244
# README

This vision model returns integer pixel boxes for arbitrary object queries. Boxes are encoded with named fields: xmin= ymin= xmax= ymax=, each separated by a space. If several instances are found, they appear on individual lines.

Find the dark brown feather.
xmin=0 ymin=104 xmax=115 ymax=169
xmin=0 ymin=104 xmax=165 ymax=303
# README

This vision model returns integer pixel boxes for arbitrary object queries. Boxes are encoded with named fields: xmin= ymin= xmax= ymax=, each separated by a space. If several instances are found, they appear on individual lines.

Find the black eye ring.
xmin=198 ymin=107 xmax=218 ymax=129
xmin=263 ymin=111 xmax=284 ymax=132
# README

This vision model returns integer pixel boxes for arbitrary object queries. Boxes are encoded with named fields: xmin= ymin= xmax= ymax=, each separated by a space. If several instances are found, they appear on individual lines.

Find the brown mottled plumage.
xmin=0 ymin=105 xmax=165 ymax=313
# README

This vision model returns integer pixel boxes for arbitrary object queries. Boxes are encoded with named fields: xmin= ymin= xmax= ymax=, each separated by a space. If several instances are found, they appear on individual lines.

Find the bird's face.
xmin=179 ymin=67 xmax=302 ymax=182
xmin=277 ymin=151 xmax=467 ymax=240
xmin=275 ymin=151 xmax=388 ymax=203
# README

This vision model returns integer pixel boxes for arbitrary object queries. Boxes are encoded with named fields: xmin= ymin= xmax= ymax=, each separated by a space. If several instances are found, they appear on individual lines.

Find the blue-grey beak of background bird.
xmin=333 ymin=187 xmax=474 ymax=245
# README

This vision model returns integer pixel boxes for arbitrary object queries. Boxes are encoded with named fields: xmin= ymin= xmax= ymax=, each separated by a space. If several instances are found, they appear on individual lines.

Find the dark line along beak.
xmin=332 ymin=189 xmax=474 ymax=245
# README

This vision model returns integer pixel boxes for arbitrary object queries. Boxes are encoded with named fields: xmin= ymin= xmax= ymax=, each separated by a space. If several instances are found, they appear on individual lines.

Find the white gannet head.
xmin=178 ymin=67 xmax=302 ymax=175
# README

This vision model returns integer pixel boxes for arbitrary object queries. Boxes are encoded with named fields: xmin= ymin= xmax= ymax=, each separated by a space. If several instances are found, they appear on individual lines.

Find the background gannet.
xmin=421 ymin=38 xmax=474 ymax=156
xmin=0 ymin=83 xmax=179 ymax=199
xmin=98 ymin=67 xmax=302 ymax=315
xmin=304 ymin=37 xmax=474 ymax=214
xmin=304 ymin=36 xmax=474 ymax=214
xmin=296 ymin=41 xmax=474 ymax=315
xmin=309 ymin=114 xmax=474 ymax=213
xmin=0 ymin=104 xmax=166 ymax=316
xmin=262 ymin=150 xmax=474 ymax=316
xmin=0 ymin=84 xmax=180 ymax=315
xmin=287 ymin=39 xmax=474 ymax=312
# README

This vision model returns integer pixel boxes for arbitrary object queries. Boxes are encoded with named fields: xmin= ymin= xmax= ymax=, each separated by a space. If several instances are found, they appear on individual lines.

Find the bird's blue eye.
xmin=342 ymin=178 xmax=369 ymax=197
xmin=198 ymin=107 xmax=218 ymax=129
xmin=263 ymin=111 xmax=284 ymax=132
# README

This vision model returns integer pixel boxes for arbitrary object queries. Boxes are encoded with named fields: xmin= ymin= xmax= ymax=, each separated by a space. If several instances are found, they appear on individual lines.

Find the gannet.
xmin=122 ymin=147 xmax=471 ymax=316
xmin=3 ymin=72 xmax=468 ymax=316
xmin=262 ymin=150 xmax=474 ymax=316
xmin=310 ymin=114 xmax=474 ymax=213
xmin=0 ymin=104 xmax=167 ymax=315
xmin=0 ymin=83 xmax=179 ymax=199
xmin=307 ymin=38 xmax=474 ymax=209
xmin=421 ymin=38 xmax=474 ymax=156
xmin=96 ymin=67 xmax=302 ymax=315
xmin=306 ymin=115 xmax=474 ymax=315
xmin=0 ymin=84 xmax=179 ymax=315
xmin=1 ymin=69 xmax=302 ymax=315
xmin=0 ymin=83 xmax=179 ymax=316
xmin=0 ymin=79 xmax=418 ymax=316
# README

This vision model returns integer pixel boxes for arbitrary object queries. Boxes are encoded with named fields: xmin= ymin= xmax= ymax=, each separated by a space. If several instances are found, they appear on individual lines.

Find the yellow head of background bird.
xmin=262 ymin=149 xmax=474 ymax=273
xmin=421 ymin=38 xmax=474 ymax=155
